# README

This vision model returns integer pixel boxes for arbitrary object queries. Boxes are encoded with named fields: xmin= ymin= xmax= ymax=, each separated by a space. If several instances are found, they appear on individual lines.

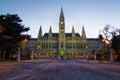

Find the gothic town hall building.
xmin=36 ymin=8 xmax=94 ymax=59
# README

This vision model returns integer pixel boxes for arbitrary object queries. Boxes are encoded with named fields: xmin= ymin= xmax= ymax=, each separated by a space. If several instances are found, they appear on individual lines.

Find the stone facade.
xmin=25 ymin=8 xmax=103 ymax=59
xmin=37 ymin=8 xmax=88 ymax=59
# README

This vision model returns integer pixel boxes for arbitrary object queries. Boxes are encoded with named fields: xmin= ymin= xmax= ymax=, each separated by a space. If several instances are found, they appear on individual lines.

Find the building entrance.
xmin=60 ymin=50 xmax=64 ymax=59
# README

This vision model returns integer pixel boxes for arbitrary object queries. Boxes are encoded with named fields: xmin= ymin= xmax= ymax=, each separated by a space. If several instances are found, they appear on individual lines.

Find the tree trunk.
xmin=17 ymin=48 xmax=20 ymax=61
xmin=31 ymin=50 xmax=34 ymax=60
xmin=110 ymin=49 xmax=113 ymax=62
xmin=2 ymin=50 xmax=6 ymax=60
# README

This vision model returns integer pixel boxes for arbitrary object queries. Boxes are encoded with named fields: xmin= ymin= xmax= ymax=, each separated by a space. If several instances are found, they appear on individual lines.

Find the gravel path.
xmin=0 ymin=59 xmax=120 ymax=80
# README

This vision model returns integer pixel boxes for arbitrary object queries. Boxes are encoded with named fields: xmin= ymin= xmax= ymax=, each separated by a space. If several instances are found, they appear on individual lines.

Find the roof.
xmin=87 ymin=38 xmax=99 ymax=41
xmin=66 ymin=33 xmax=80 ymax=37
xmin=30 ymin=38 xmax=37 ymax=40
xmin=43 ymin=33 xmax=58 ymax=37
xmin=43 ymin=33 xmax=80 ymax=37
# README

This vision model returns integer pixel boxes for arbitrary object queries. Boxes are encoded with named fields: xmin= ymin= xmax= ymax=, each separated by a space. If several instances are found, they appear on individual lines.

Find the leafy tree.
xmin=0 ymin=14 xmax=30 ymax=60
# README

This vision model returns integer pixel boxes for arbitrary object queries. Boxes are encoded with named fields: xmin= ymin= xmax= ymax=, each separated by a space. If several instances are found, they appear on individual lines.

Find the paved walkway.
xmin=0 ymin=59 xmax=120 ymax=80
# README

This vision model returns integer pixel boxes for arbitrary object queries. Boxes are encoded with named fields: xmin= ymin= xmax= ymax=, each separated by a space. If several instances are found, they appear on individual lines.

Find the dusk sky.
xmin=0 ymin=0 xmax=120 ymax=38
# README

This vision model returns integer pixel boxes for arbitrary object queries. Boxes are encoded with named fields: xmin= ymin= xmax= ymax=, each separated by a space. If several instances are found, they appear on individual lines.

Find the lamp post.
xmin=110 ymin=47 xmax=113 ymax=62
xmin=17 ymin=38 xmax=28 ymax=61
xmin=108 ymin=43 xmax=113 ymax=62
xmin=101 ymin=38 xmax=106 ymax=61
xmin=102 ymin=39 xmax=106 ymax=49
xmin=38 ymin=45 xmax=41 ymax=58
xmin=102 ymin=39 xmax=106 ymax=54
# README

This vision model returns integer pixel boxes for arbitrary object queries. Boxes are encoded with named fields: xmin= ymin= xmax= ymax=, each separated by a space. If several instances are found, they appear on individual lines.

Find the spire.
xmin=72 ymin=25 xmax=75 ymax=33
xmin=48 ymin=25 xmax=52 ymax=39
xmin=72 ymin=25 xmax=76 ymax=39
xmin=60 ymin=7 xmax=64 ymax=16
xmin=59 ymin=7 xmax=64 ymax=21
xmin=82 ymin=25 xmax=86 ymax=39
xmin=38 ymin=25 xmax=42 ymax=39
xmin=49 ymin=25 xmax=52 ymax=34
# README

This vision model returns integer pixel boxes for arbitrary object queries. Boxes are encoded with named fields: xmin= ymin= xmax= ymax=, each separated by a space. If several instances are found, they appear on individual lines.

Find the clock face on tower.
xmin=60 ymin=21 xmax=64 ymax=24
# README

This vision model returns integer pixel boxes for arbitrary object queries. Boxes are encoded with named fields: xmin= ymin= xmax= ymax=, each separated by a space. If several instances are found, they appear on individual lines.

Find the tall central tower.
xmin=58 ymin=8 xmax=66 ymax=58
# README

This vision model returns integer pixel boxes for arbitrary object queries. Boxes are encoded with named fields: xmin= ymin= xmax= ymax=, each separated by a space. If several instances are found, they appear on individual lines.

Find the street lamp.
xmin=37 ymin=45 xmax=41 ymax=58
xmin=100 ymin=38 xmax=107 ymax=61
xmin=17 ymin=38 xmax=28 ymax=61
xmin=102 ymin=38 xmax=106 ymax=51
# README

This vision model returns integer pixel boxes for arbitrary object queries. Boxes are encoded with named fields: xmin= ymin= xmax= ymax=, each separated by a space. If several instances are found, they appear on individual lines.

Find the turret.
xmin=48 ymin=25 xmax=52 ymax=39
xmin=82 ymin=25 xmax=86 ymax=39
xmin=72 ymin=25 xmax=76 ymax=39
xmin=38 ymin=25 xmax=42 ymax=39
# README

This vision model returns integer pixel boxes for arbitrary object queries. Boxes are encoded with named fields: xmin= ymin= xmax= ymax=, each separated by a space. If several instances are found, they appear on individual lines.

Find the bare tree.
xmin=101 ymin=24 xmax=120 ymax=61
xmin=102 ymin=24 xmax=119 ymax=42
